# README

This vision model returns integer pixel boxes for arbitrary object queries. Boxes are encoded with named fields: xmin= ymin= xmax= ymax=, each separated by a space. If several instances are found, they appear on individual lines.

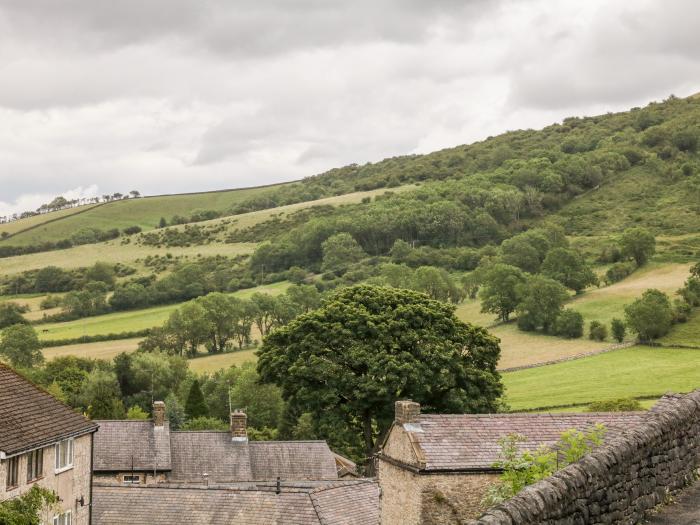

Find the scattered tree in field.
xmin=624 ymin=289 xmax=673 ymax=342
xmin=611 ymin=318 xmax=626 ymax=343
xmin=158 ymin=217 xmax=167 ymax=228
xmin=588 ymin=321 xmax=608 ymax=341
xmin=411 ymin=265 xmax=463 ymax=303
xmin=516 ymin=276 xmax=569 ymax=333
xmin=0 ymin=302 xmax=28 ymax=329
xmin=0 ymin=324 xmax=43 ymax=368
xmin=479 ymin=264 xmax=527 ymax=322
xmin=185 ymin=379 xmax=208 ymax=419
xmin=321 ymin=233 xmax=367 ymax=273
xmin=620 ymin=227 xmax=656 ymax=266
xmin=257 ymin=285 xmax=502 ymax=459
xmin=285 ymin=284 xmax=321 ymax=313
xmin=541 ymin=248 xmax=597 ymax=293
xmin=553 ymin=309 xmax=584 ymax=338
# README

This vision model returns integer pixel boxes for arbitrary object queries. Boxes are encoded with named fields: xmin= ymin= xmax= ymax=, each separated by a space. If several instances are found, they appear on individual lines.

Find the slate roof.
xmin=389 ymin=412 xmax=644 ymax=471
xmin=92 ymin=480 xmax=380 ymax=525
xmin=94 ymin=422 xmax=339 ymax=482
xmin=0 ymin=363 xmax=97 ymax=456
xmin=93 ymin=420 xmax=172 ymax=472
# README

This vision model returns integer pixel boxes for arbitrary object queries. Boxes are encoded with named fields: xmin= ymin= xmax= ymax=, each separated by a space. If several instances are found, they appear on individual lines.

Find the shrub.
xmin=605 ymin=262 xmax=636 ymax=284
xmin=553 ymin=309 xmax=584 ymax=338
xmin=588 ymin=321 xmax=608 ymax=341
xmin=180 ymin=416 xmax=228 ymax=431
xmin=624 ymin=289 xmax=674 ymax=342
xmin=587 ymin=398 xmax=642 ymax=412
xmin=123 ymin=225 xmax=143 ymax=235
xmin=610 ymin=318 xmax=626 ymax=343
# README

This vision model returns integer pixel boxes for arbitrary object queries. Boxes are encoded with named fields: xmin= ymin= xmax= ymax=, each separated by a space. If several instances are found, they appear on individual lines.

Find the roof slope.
xmin=93 ymin=420 xmax=172 ymax=471
xmin=404 ymin=412 xmax=644 ymax=471
xmin=92 ymin=481 xmax=380 ymax=525
xmin=0 ymin=363 xmax=97 ymax=455
xmin=249 ymin=441 xmax=338 ymax=480
xmin=169 ymin=432 xmax=253 ymax=482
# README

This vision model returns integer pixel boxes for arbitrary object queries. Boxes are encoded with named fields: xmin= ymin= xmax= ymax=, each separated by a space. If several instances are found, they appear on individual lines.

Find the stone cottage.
xmin=0 ymin=363 xmax=98 ymax=525
xmin=93 ymin=401 xmax=350 ymax=484
xmin=376 ymin=400 xmax=645 ymax=525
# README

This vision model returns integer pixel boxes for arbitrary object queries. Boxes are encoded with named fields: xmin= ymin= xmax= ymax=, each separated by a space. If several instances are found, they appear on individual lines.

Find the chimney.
xmin=153 ymin=401 xmax=166 ymax=427
xmin=230 ymin=409 xmax=248 ymax=442
xmin=395 ymin=400 xmax=420 ymax=424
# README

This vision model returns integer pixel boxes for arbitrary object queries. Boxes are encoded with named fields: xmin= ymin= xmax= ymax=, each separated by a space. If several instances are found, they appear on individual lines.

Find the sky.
xmin=1 ymin=0 xmax=699 ymax=217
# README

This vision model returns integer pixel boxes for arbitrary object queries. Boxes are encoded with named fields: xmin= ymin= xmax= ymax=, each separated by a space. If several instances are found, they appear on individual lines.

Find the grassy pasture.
xmin=659 ymin=308 xmax=700 ymax=347
xmin=567 ymin=262 xmax=690 ymax=330
xmin=36 ymin=281 xmax=290 ymax=341
xmin=0 ymin=204 xmax=101 ymax=237
xmin=0 ymin=241 xmax=256 ymax=276
xmin=502 ymin=346 xmax=700 ymax=411
xmin=188 ymin=349 xmax=258 ymax=373
xmin=1 ymin=185 xmax=294 ymax=246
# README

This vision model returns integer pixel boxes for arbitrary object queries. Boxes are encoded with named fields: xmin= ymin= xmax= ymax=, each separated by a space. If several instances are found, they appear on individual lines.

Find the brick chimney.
xmin=153 ymin=401 xmax=166 ymax=427
xmin=395 ymin=400 xmax=420 ymax=424
xmin=230 ymin=409 xmax=248 ymax=442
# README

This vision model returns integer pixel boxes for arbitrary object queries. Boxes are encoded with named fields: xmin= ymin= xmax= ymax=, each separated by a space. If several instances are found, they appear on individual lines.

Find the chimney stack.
xmin=395 ymin=400 xmax=420 ymax=425
xmin=230 ymin=409 xmax=248 ymax=442
xmin=153 ymin=401 xmax=166 ymax=427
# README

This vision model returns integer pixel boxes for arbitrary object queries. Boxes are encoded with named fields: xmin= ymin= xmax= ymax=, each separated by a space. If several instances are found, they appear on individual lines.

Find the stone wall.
xmin=474 ymin=391 xmax=700 ymax=524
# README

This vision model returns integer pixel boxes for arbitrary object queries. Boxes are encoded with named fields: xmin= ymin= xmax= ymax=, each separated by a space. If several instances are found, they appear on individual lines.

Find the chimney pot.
xmin=230 ymin=409 xmax=248 ymax=442
xmin=395 ymin=400 xmax=420 ymax=424
xmin=153 ymin=401 xmax=166 ymax=427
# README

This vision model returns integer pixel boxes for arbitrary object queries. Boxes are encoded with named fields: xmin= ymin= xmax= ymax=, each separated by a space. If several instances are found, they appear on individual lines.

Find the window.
xmin=54 ymin=439 xmax=73 ymax=472
xmin=122 ymin=474 xmax=142 ymax=484
xmin=5 ymin=456 xmax=19 ymax=489
xmin=27 ymin=448 xmax=44 ymax=482
xmin=53 ymin=511 xmax=71 ymax=525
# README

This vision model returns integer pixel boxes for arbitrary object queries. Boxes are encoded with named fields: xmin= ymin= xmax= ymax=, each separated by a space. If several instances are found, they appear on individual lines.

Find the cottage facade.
xmin=377 ymin=400 xmax=644 ymax=525
xmin=0 ymin=363 xmax=98 ymax=525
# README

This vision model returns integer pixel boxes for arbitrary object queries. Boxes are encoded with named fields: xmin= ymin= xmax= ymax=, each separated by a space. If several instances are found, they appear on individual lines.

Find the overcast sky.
xmin=1 ymin=0 xmax=698 ymax=216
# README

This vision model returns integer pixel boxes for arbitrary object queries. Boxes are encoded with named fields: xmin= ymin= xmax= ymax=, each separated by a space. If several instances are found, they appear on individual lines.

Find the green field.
xmin=37 ymin=281 xmax=290 ymax=341
xmin=1 ymin=185 xmax=297 ymax=246
xmin=503 ymin=346 xmax=700 ymax=410
xmin=0 ymin=204 xmax=101 ymax=237
xmin=659 ymin=308 xmax=700 ymax=347
xmin=188 ymin=349 xmax=258 ymax=373
xmin=0 ymin=241 xmax=256 ymax=276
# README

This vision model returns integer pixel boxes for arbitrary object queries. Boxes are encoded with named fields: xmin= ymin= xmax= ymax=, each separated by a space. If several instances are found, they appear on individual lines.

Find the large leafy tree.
xmin=479 ymin=263 xmax=527 ymax=322
xmin=0 ymin=324 xmax=43 ymax=368
xmin=624 ymin=289 xmax=673 ymax=342
xmin=321 ymin=232 xmax=367 ymax=273
xmin=541 ymin=247 xmax=598 ymax=293
xmin=516 ymin=275 xmax=569 ymax=333
xmin=257 ymin=284 xmax=502 ymax=459
xmin=620 ymin=227 xmax=656 ymax=266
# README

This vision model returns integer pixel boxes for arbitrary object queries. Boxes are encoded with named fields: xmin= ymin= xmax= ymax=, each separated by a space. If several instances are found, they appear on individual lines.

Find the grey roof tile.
xmin=0 ymin=363 xmax=97 ymax=455
xmin=93 ymin=420 xmax=172 ymax=471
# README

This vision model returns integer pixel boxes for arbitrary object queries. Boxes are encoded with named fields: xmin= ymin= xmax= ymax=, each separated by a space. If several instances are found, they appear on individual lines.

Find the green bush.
xmin=605 ymin=262 xmax=636 ymax=284
xmin=589 ymin=320 xmax=608 ymax=341
xmin=587 ymin=398 xmax=642 ymax=412
xmin=553 ymin=309 xmax=584 ymax=338
xmin=610 ymin=318 xmax=626 ymax=343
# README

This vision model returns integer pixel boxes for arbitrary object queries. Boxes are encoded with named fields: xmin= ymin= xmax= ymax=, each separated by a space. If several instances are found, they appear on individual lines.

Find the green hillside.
xmin=0 ymin=203 xmax=101 ymax=237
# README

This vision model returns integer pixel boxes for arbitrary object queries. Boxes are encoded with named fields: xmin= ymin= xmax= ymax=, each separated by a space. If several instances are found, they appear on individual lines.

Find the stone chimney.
xmin=153 ymin=401 xmax=166 ymax=427
xmin=230 ymin=409 xmax=248 ymax=442
xmin=395 ymin=400 xmax=420 ymax=424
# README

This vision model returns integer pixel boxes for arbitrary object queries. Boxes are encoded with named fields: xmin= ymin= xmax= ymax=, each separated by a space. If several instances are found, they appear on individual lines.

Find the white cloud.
xmin=0 ymin=0 xmax=698 ymax=217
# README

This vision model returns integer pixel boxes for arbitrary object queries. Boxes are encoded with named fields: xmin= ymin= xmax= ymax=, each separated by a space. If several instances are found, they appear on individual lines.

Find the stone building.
xmin=0 ymin=363 xmax=98 ymax=525
xmin=93 ymin=401 xmax=349 ymax=484
xmin=376 ymin=400 xmax=644 ymax=525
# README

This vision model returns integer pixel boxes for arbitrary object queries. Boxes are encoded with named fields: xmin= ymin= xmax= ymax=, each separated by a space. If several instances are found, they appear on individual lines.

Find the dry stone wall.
xmin=474 ymin=390 xmax=700 ymax=525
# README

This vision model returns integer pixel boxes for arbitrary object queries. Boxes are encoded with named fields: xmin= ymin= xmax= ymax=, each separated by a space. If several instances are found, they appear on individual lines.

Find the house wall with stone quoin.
xmin=0 ymin=363 xmax=98 ymax=525
xmin=376 ymin=400 xmax=646 ymax=525
xmin=474 ymin=390 xmax=700 ymax=525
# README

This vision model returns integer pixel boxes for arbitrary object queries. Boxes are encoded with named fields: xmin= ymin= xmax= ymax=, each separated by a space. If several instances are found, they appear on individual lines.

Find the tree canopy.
xmin=257 ymin=284 xmax=502 ymax=459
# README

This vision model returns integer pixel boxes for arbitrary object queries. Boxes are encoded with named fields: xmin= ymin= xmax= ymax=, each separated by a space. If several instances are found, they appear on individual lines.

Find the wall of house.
xmin=378 ymin=425 xmax=499 ymax=525
xmin=475 ymin=391 xmax=700 ymax=525
xmin=0 ymin=434 xmax=93 ymax=525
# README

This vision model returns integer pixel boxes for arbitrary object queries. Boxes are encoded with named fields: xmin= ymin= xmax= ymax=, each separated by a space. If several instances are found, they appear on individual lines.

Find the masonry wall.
xmin=0 ymin=433 xmax=93 ymax=525
xmin=475 ymin=391 xmax=700 ymax=525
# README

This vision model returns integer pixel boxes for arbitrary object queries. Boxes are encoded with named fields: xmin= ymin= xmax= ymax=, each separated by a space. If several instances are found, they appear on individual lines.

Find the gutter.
xmin=1 ymin=426 xmax=98 ymax=459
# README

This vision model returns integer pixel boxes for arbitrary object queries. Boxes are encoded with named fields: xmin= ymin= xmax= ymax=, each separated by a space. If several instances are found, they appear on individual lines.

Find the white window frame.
xmin=122 ymin=474 xmax=142 ymax=484
xmin=53 ymin=510 xmax=72 ymax=525
xmin=54 ymin=438 xmax=74 ymax=473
